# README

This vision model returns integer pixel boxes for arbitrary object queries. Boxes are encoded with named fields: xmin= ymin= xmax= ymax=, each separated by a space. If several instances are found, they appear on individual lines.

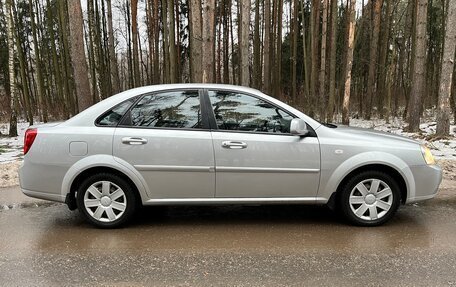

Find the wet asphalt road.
xmin=1 ymin=187 xmax=456 ymax=286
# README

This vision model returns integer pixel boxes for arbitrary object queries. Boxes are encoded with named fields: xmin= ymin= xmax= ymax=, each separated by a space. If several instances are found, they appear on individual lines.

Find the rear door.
xmin=206 ymin=90 xmax=320 ymax=198
xmin=113 ymin=89 xmax=215 ymax=199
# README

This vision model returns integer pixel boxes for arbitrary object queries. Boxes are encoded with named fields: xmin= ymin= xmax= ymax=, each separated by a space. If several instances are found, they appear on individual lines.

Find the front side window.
xmin=126 ymin=91 xmax=202 ymax=129
xmin=97 ymin=97 xmax=138 ymax=126
xmin=208 ymin=91 xmax=293 ymax=134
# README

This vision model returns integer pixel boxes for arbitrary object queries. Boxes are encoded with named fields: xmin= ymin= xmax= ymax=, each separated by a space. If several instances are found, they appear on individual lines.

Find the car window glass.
xmin=97 ymin=97 xmax=137 ymax=126
xmin=128 ymin=91 xmax=202 ymax=129
xmin=208 ymin=91 xmax=293 ymax=134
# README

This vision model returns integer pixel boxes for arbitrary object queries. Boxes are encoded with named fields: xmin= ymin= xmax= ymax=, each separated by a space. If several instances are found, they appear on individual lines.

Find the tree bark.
xmin=365 ymin=0 xmax=383 ymax=120
xmin=240 ymin=0 xmax=251 ymax=86
xmin=5 ymin=0 xmax=17 ymax=136
xmin=436 ymin=0 xmax=456 ymax=136
xmin=202 ymin=0 xmax=215 ymax=83
xmin=67 ymin=0 xmax=92 ymax=112
xmin=327 ymin=0 xmax=337 ymax=122
xmin=263 ymin=0 xmax=271 ymax=93
xmin=319 ymin=0 xmax=329 ymax=120
xmin=107 ymin=0 xmax=120 ymax=93
xmin=131 ymin=0 xmax=140 ymax=87
xmin=189 ymin=0 xmax=203 ymax=82
xmin=407 ymin=0 xmax=428 ymax=132
xmin=342 ymin=0 xmax=356 ymax=125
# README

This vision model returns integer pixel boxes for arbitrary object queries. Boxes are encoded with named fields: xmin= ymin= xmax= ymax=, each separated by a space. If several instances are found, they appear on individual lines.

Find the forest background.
xmin=0 ymin=0 xmax=455 ymax=138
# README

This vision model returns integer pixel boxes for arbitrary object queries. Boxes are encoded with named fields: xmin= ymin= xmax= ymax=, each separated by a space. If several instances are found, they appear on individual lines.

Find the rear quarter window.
xmin=96 ymin=97 xmax=138 ymax=126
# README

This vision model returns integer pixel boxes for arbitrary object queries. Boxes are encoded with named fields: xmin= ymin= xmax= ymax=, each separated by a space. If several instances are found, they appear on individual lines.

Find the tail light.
xmin=24 ymin=128 xmax=38 ymax=155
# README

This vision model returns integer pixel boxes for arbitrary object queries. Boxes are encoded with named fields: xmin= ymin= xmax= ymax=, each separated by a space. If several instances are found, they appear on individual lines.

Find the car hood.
xmin=335 ymin=125 xmax=420 ymax=145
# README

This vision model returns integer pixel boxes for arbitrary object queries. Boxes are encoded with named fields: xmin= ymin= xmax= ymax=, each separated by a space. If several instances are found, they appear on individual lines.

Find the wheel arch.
xmin=322 ymin=152 xmax=415 ymax=208
xmin=61 ymin=155 xmax=149 ymax=209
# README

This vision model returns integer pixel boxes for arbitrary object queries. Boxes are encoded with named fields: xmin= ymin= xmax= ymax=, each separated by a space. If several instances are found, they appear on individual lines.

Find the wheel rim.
xmin=349 ymin=178 xmax=393 ymax=221
xmin=83 ymin=181 xmax=127 ymax=223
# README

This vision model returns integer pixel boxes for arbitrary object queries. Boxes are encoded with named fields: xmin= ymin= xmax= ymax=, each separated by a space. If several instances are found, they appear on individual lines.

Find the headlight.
xmin=420 ymin=145 xmax=436 ymax=165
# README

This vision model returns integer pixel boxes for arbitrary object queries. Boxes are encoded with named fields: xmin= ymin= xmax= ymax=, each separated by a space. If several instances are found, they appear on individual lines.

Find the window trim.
xmin=202 ymin=88 xmax=317 ymax=137
xmin=94 ymin=96 xmax=141 ymax=127
xmin=116 ymin=88 xmax=211 ymax=131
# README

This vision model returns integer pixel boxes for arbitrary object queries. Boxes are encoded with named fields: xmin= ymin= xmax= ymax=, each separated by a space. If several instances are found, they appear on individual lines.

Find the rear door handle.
xmin=222 ymin=141 xmax=247 ymax=149
xmin=121 ymin=137 xmax=148 ymax=145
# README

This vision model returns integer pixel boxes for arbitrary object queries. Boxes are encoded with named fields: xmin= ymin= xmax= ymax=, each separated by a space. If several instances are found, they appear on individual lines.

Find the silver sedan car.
xmin=19 ymin=84 xmax=442 ymax=228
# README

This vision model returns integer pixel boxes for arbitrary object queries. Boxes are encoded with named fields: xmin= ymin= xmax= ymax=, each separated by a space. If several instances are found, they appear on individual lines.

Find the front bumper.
xmin=406 ymin=164 xmax=443 ymax=204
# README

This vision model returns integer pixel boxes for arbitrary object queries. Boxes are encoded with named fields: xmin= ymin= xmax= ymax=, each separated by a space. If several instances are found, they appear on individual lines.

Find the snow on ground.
xmin=0 ymin=121 xmax=34 ymax=163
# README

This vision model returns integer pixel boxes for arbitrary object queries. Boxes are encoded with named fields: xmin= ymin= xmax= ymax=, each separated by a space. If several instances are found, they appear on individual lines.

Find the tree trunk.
xmin=319 ymin=0 xmax=329 ymax=120
xmin=240 ymin=0 xmax=250 ymax=86
xmin=131 ymin=0 xmax=140 ymax=87
xmin=436 ymin=0 xmax=456 ymax=136
xmin=327 ymin=0 xmax=337 ymax=122
xmin=407 ymin=0 xmax=428 ymax=132
xmin=29 ymin=0 xmax=47 ymax=122
xmin=107 ymin=0 xmax=120 ymax=93
xmin=168 ymin=0 xmax=177 ymax=83
xmin=291 ymin=0 xmax=298 ymax=102
xmin=6 ymin=0 xmax=17 ymax=136
xmin=376 ymin=0 xmax=391 ymax=118
xmin=189 ymin=0 xmax=203 ymax=83
xmin=310 ymin=0 xmax=321 ymax=116
xmin=263 ymin=0 xmax=271 ymax=93
xmin=253 ymin=0 xmax=261 ymax=89
xmin=342 ymin=0 xmax=356 ymax=125
xmin=202 ymin=0 xmax=215 ymax=83
xmin=365 ymin=0 xmax=383 ymax=120
xmin=67 ymin=0 xmax=92 ymax=111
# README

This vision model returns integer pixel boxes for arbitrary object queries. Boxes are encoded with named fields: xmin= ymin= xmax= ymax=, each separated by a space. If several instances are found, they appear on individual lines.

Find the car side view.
xmin=19 ymin=84 xmax=443 ymax=228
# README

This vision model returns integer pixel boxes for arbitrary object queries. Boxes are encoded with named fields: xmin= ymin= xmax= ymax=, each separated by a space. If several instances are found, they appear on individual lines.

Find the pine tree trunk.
xmin=107 ymin=0 xmax=120 ymax=93
xmin=310 ymin=0 xmax=321 ymax=116
xmin=202 ymin=0 xmax=215 ymax=83
xmin=327 ymin=0 xmax=337 ymax=122
xmin=29 ymin=0 xmax=47 ymax=122
xmin=365 ymin=0 xmax=383 ymax=120
xmin=189 ymin=0 xmax=203 ymax=83
xmin=407 ymin=0 xmax=428 ymax=132
xmin=168 ymin=0 xmax=177 ymax=83
xmin=263 ymin=0 xmax=271 ymax=93
xmin=240 ymin=0 xmax=250 ymax=86
xmin=291 ymin=0 xmax=298 ymax=102
xmin=131 ymin=0 xmax=140 ymax=87
xmin=6 ymin=0 xmax=17 ymax=136
xmin=342 ymin=0 xmax=356 ymax=125
xmin=436 ymin=0 xmax=456 ymax=136
xmin=253 ymin=0 xmax=261 ymax=89
xmin=319 ymin=0 xmax=329 ymax=121
xmin=67 ymin=0 xmax=92 ymax=112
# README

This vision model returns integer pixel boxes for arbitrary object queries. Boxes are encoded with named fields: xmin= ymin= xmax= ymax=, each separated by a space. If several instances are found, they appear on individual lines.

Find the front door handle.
xmin=121 ymin=137 xmax=148 ymax=145
xmin=222 ymin=141 xmax=247 ymax=149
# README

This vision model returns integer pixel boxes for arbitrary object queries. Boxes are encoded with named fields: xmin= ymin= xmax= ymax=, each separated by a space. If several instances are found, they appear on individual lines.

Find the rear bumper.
xmin=21 ymin=188 xmax=66 ymax=203
xmin=406 ymin=164 xmax=442 ymax=204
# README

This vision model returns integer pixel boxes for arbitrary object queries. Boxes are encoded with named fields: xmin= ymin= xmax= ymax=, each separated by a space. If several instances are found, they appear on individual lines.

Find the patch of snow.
xmin=0 ymin=121 xmax=37 ymax=163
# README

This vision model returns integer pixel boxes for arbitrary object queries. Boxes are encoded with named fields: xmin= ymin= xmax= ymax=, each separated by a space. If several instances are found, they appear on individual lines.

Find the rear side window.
xmin=125 ymin=91 xmax=202 ymax=129
xmin=96 ymin=97 xmax=138 ymax=126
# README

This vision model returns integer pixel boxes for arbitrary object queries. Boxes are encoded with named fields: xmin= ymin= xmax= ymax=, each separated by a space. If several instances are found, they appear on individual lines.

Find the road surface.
xmin=0 ymin=184 xmax=455 ymax=286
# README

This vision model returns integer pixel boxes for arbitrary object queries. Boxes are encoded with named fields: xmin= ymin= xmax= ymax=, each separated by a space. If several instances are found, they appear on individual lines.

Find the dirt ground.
xmin=0 ymin=161 xmax=21 ymax=188
xmin=1 ymin=158 xmax=455 ymax=188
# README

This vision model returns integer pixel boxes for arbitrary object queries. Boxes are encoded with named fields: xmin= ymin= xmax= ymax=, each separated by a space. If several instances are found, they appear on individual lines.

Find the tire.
xmin=339 ymin=170 xmax=401 ymax=226
xmin=77 ymin=173 xmax=137 ymax=228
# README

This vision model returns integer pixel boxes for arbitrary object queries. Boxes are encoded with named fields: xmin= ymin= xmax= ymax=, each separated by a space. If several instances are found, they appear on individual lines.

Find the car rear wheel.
xmin=77 ymin=173 xmax=137 ymax=228
xmin=339 ymin=171 xmax=401 ymax=226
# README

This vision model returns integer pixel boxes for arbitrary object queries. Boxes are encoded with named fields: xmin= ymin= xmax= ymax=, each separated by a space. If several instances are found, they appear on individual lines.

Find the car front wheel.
xmin=77 ymin=173 xmax=137 ymax=228
xmin=339 ymin=171 xmax=401 ymax=226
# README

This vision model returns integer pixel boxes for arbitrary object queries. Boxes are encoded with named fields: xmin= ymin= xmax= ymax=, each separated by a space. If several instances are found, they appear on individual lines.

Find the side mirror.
xmin=290 ymin=118 xmax=309 ymax=136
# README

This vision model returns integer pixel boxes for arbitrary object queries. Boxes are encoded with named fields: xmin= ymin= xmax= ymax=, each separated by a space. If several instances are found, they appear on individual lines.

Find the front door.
xmin=207 ymin=90 xmax=320 ymax=198
xmin=113 ymin=89 xmax=215 ymax=199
